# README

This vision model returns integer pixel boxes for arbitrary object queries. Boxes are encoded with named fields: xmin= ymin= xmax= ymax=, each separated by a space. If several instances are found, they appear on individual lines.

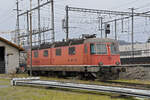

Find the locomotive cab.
xmin=85 ymin=38 xmax=121 ymax=66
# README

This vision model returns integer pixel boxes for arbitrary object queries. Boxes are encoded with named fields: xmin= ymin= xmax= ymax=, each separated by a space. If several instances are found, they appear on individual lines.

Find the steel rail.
xmin=12 ymin=78 xmax=150 ymax=98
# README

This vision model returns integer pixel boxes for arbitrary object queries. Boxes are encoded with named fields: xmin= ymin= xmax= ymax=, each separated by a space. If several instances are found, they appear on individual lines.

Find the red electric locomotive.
xmin=27 ymin=35 xmax=122 ymax=80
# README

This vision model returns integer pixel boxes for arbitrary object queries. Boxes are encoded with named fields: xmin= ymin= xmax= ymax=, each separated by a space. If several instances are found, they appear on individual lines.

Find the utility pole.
xmin=115 ymin=19 xmax=117 ymax=40
xmin=105 ymin=24 xmax=107 ymax=38
xmin=130 ymin=8 xmax=135 ymax=58
xmin=101 ymin=17 xmax=103 ymax=38
xmin=66 ymin=5 xmax=69 ymax=40
xmin=16 ymin=0 xmax=20 ymax=45
xmin=121 ymin=15 xmax=124 ymax=33
xmin=98 ymin=17 xmax=103 ymax=38
xmin=38 ymin=0 xmax=41 ymax=45
xmin=51 ymin=0 xmax=55 ymax=42
xmin=15 ymin=0 xmax=22 ymax=70
xmin=30 ymin=0 xmax=33 ymax=76
xmin=27 ymin=11 xmax=29 ymax=45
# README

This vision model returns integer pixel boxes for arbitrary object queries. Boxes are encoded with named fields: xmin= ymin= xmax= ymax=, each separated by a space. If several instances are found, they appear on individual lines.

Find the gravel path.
xmin=0 ymin=80 xmax=9 ymax=88
xmin=0 ymin=85 xmax=8 ymax=88
xmin=119 ymin=66 xmax=150 ymax=80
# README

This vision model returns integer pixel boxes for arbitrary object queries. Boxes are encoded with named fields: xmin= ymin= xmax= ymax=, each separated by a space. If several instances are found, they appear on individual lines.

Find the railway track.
xmin=11 ymin=77 xmax=150 ymax=98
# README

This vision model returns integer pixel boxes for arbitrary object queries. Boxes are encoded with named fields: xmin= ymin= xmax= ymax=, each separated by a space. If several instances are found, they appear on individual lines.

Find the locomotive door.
xmin=83 ymin=44 xmax=88 ymax=65
xmin=50 ymin=48 xmax=53 ymax=65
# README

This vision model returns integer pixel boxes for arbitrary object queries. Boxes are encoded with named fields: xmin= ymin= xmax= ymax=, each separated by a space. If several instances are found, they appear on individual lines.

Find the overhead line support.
xmin=130 ymin=8 xmax=135 ymax=58
xmin=15 ymin=0 xmax=21 ymax=45
xmin=26 ymin=10 xmax=30 ymax=45
xmin=68 ymin=6 xmax=150 ymax=17
xmin=66 ymin=5 xmax=69 ymax=40
xmin=115 ymin=19 xmax=117 ymax=40
xmin=51 ymin=0 xmax=55 ymax=42
xmin=19 ymin=1 xmax=51 ymax=16
xmin=38 ymin=0 xmax=41 ymax=45
xmin=29 ymin=0 xmax=33 ymax=76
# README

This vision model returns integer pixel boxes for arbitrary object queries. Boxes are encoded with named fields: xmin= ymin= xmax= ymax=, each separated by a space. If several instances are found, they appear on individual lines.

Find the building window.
xmin=34 ymin=51 xmax=38 ymax=58
xmin=69 ymin=47 xmax=76 ymax=55
xmin=43 ymin=50 xmax=48 ymax=57
xmin=56 ymin=48 xmax=61 ymax=56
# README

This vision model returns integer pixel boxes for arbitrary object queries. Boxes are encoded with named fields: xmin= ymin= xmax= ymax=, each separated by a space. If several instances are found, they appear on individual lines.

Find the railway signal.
xmin=105 ymin=24 xmax=110 ymax=38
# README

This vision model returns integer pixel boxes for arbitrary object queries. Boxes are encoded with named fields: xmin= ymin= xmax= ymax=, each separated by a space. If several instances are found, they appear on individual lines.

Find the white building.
xmin=119 ymin=43 xmax=150 ymax=58
xmin=0 ymin=37 xmax=24 ymax=74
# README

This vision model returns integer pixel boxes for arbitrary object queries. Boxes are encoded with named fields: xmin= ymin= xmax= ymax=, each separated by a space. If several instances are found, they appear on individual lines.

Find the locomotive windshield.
xmin=96 ymin=44 xmax=107 ymax=54
xmin=90 ymin=43 xmax=107 ymax=54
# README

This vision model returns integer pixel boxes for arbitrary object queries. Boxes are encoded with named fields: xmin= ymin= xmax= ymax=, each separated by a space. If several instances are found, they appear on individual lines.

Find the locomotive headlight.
xmin=98 ymin=62 xmax=103 ymax=66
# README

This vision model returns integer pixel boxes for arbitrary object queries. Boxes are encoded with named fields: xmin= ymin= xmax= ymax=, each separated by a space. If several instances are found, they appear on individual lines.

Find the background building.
xmin=0 ymin=37 xmax=24 ymax=74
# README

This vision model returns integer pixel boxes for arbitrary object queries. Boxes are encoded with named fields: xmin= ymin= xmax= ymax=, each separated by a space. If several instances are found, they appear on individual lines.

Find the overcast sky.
xmin=0 ymin=0 xmax=150 ymax=42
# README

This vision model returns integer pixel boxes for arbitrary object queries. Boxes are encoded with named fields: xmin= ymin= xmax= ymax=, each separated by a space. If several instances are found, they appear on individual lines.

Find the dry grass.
xmin=0 ymin=86 xmax=134 ymax=100
xmin=111 ymin=79 xmax=150 ymax=85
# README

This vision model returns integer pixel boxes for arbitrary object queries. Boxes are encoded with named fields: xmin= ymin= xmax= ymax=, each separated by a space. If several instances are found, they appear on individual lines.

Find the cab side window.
xmin=43 ymin=50 xmax=48 ymax=57
xmin=69 ymin=47 xmax=76 ymax=55
xmin=34 ymin=51 xmax=38 ymax=58
xmin=56 ymin=48 xmax=61 ymax=56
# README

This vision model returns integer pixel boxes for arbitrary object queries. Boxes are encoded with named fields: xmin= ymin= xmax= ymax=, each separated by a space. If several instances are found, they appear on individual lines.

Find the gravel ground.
xmin=119 ymin=66 xmax=150 ymax=80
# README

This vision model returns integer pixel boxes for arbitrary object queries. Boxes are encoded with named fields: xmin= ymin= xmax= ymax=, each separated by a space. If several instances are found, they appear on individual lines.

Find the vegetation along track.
xmin=101 ymin=80 xmax=150 ymax=90
xmin=3 ymin=73 xmax=150 ymax=90
xmin=40 ymin=76 xmax=150 ymax=90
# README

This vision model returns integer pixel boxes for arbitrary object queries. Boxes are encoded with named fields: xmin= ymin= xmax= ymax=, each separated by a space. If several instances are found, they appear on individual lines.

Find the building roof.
xmin=0 ymin=37 xmax=24 ymax=51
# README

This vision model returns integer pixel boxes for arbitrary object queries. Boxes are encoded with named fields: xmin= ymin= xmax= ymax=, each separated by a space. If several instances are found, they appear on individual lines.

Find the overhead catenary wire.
xmin=110 ymin=0 xmax=142 ymax=10
xmin=14 ymin=0 xmax=150 ymax=45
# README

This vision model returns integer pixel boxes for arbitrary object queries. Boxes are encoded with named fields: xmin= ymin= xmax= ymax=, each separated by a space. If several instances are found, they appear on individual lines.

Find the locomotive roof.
xmin=84 ymin=38 xmax=117 ymax=43
xmin=32 ymin=38 xmax=118 ymax=50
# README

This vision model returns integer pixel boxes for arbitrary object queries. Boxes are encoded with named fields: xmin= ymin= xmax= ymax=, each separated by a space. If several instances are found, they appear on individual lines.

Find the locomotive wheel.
xmin=98 ymin=67 xmax=120 ymax=81
xmin=77 ymin=72 xmax=96 ymax=80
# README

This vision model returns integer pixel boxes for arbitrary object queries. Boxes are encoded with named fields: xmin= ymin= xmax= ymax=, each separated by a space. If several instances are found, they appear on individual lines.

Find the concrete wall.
xmin=0 ymin=41 xmax=19 ymax=74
